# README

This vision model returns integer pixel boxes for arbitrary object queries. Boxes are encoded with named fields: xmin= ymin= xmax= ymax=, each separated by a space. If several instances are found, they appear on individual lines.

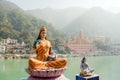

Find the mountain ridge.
xmin=26 ymin=7 xmax=87 ymax=29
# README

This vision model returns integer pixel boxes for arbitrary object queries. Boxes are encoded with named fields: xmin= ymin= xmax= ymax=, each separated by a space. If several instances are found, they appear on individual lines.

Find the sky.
xmin=7 ymin=0 xmax=120 ymax=13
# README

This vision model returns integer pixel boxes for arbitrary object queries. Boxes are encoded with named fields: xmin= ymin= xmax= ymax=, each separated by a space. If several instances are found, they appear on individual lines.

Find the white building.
xmin=0 ymin=45 xmax=6 ymax=53
xmin=0 ymin=38 xmax=18 ymax=54
xmin=1 ymin=38 xmax=17 ymax=45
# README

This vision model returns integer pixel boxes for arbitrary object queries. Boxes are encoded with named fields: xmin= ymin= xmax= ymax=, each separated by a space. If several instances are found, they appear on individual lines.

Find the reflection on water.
xmin=0 ymin=59 xmax=28 ymax=80
xmin=0 ymin=55 xmax=120 ymax=80
xmin=0 ymin=62 xmax=5 ymax=72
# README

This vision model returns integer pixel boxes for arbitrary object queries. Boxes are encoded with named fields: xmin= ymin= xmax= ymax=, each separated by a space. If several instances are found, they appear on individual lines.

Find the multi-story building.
xmin=0 ymin=38 xmax=29 ymax=54
xmin=1 ymin=38 xmax=17 ymax=45
xmin=0 ymin=45 xmax=6 ymax=53
xmin=65 ymin=30 xmax=97 ymax=53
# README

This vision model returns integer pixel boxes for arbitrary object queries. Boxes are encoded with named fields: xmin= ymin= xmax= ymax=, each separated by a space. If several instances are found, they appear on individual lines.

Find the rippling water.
xmin=0 ymin=55 xmax=120 ymax=80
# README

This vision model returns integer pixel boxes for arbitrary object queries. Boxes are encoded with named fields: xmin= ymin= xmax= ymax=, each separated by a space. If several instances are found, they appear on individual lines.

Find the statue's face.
xmin=40 ymin=30 xmax=47 ymax=38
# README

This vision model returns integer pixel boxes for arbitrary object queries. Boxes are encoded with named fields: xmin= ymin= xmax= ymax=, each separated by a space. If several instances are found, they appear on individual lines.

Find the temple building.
xmin=65 ymin=30 xmax=97 ymax=53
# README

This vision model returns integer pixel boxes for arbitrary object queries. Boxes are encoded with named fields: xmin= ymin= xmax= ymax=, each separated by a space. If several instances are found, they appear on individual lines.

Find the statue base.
xmin=25 ymin=68 xmax=69 ymax=80
xmin=27 ymin=75 xmax=68 ymax=80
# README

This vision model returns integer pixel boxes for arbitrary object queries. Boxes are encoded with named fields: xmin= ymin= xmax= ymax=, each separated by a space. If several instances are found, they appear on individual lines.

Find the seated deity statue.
xmin=79 ymin=57 xmax=94 ymax=77
xmin=28 ymin=25 xmax=67 ymax=70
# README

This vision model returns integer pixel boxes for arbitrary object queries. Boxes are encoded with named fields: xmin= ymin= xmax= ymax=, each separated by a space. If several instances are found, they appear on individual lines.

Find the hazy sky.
xmin=7 ymin=0 xmax=120 ymax=13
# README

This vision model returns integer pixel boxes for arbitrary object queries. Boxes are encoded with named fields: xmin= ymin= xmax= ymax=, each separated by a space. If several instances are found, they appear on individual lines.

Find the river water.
xmin=0 ymin=55 xmax=120 ymax=80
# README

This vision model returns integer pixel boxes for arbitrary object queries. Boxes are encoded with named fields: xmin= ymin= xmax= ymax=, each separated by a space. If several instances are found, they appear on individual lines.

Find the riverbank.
xmin=65 ymin=51 xmax=120 ymax=57
xmin=0 ymin=54 xmax=31 ymax=59
xmin=0 ymin=51 xmax=120 ymax=59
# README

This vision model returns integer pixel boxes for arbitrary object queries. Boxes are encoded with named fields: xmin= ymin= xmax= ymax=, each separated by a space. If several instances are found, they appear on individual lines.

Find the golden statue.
xmin=28 ymin=26 xmax=67 ymax=70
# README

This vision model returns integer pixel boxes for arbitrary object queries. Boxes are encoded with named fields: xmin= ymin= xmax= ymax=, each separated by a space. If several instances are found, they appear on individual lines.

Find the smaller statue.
xmin=79 ymin=57 xmax=94 ymax=77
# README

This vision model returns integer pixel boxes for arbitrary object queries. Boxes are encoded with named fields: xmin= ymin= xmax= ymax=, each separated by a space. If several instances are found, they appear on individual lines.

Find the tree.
xmin=94 ymin=40 xmax=110 ymax=51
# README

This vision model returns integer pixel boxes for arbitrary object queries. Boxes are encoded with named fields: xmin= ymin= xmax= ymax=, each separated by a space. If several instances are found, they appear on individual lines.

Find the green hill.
xmin=0 ymin=0 xmax=64 ymax=45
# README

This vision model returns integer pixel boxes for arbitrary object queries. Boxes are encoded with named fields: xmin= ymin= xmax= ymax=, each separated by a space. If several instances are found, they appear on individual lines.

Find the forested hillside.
xmin=0 ymin=0 xmax=65 ymax=45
